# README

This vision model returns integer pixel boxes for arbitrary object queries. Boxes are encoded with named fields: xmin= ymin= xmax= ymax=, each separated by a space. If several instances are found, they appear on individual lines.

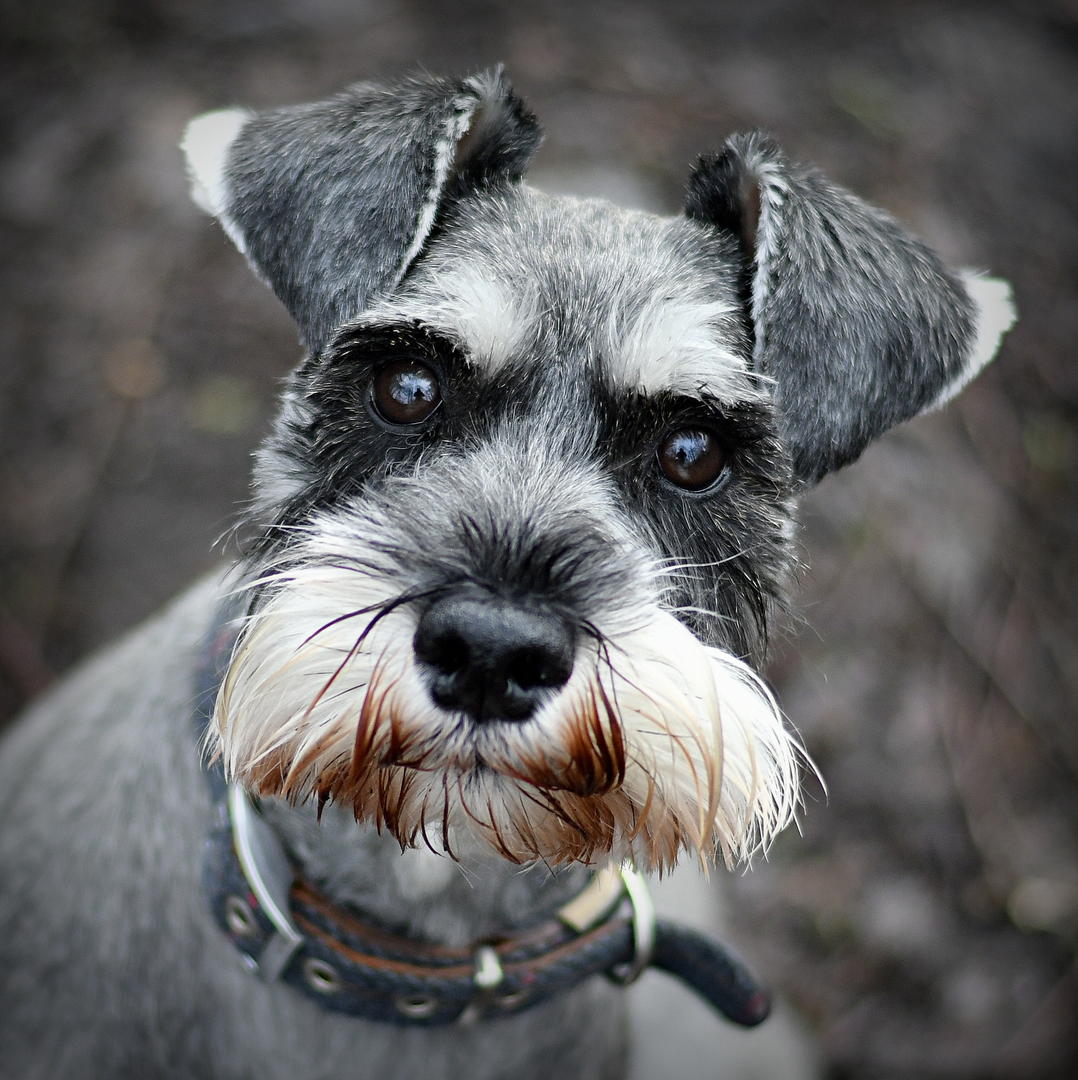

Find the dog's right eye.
xmin=371 ymin=359 xmax=442 ymax=426
xmin=657 ymin=427 xmax=727 ymax=492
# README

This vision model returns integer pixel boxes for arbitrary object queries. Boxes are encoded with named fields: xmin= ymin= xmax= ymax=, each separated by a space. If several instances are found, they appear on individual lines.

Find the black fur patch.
xmin=249 ymin=279 xmax=791 ymax=668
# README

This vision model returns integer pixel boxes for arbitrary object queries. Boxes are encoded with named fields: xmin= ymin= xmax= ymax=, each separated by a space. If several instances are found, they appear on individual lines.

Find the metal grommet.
xmin=224 ymin=895 xmax=256 ymax=938
xmin=302 ymin=957 xmax=342 ymax=995
xmin=395 ymin=994 xmax=440 ymax=1019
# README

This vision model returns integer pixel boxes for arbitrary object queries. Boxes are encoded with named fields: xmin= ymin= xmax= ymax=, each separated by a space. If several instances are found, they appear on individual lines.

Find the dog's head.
xmin=184 ymin=71 xmax=1013 ymax=872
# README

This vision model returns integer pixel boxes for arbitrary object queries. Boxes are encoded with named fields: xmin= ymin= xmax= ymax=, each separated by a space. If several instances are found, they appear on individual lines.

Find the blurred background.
xmin=1 ymin=1 xmax=1075 ymax=1075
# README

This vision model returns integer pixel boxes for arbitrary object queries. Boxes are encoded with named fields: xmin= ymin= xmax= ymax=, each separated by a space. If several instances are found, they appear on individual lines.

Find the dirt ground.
xmin=2 ymin=1 xmax=1076 ymax=1076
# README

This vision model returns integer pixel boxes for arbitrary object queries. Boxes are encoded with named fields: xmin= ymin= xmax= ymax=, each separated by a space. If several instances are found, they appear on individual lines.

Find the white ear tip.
xmin=182 ymin=108 xmax=251 ymax=217
xmin=962 ymin=272 xmax=1018 ymax=371
xmin=928 ymin=273 xmax=1016 ymax=412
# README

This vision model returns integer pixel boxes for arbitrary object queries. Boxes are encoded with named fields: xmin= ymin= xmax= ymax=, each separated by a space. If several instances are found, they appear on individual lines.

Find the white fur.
xmin=363 ymin=271 xmax=762 ymax=404
xmin=741 ymin=150 xmax=790 ymax=373
xmin=213 ymin=526 xmax=801 ymax=872
xmin=931 ymin=272 xmax=1017 ymax=409
xmin=392 ymin=846 xmax=459 ymax=901
xmin=363 ymin=266 xmax=539 ymax=370
xmin=181 ymin=108 xmax=252 ymax=256
xmin=393 ymin=98 xmax=478 ymax=284
xmin=607 ymin=295 xmax=765 ymax=401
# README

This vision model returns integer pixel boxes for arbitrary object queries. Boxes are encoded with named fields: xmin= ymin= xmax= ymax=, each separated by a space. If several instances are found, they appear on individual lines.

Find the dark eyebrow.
xmin=324 ymin=320 xmax=465 ymax=368
xmin=620 ymin=387 xmax=746 ymax=421
xmin=606 ymin=383 xmax=775 ymax=444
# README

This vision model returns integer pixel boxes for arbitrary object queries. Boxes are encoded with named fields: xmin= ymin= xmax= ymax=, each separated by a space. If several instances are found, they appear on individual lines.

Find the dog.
xmin=0 ymin=68 xmax=1014 ymax=1079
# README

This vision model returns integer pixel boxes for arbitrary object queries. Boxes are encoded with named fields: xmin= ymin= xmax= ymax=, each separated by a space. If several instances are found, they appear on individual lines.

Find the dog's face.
xmin=184 ymin=71 xmax=1013 ymax=871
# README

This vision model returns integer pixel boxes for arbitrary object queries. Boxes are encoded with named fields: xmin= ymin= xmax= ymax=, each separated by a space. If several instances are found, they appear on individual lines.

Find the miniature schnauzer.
xmin=0 ymin=69 xmax=1013 ymax=1079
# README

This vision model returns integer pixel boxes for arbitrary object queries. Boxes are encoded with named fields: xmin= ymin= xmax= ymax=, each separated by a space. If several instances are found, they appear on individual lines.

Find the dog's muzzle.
xmin=209 ymin=499 xmax=802 ymax=869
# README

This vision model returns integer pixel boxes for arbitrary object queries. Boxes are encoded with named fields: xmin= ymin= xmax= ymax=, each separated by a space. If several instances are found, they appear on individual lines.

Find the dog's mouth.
xmin=378 ymin=698 xmax=627 ymax=800
xmin=336 ymin=650 xmax=628 ymax=802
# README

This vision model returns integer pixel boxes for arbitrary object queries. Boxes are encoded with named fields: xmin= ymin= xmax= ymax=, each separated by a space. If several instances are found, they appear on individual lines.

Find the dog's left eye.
xmin=371 ymin=359 xmax=442 ymax=426
xmin=657 ymin=427 xmax=727 ymax=491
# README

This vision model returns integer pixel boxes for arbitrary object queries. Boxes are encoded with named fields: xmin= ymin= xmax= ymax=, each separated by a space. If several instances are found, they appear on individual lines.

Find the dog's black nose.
xmin=413 ymin=595 xmax=575 ymax=723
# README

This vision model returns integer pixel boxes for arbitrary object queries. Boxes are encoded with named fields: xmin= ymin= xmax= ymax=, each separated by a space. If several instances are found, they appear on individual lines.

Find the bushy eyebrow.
xmin=600 ymin=293 xmax=765 ymax=404
xmin=324 ymin=319 xmax=465 ymax=369
xmin=355 ymin=267 xmax=538 ymax=371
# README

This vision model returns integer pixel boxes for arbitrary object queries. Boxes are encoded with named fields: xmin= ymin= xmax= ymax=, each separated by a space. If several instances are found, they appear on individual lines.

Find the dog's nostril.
xmin=413 ymin=595 xmax=575 ymax=723
xmin=421 ymin=628 xmax=469 ymax=677
xmin=505 ymin=645 xmax=571 ymax=692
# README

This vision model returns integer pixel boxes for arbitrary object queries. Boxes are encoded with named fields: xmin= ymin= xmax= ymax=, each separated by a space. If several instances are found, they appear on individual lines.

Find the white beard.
xmin=213 ymin=543 xmax=802 ymax=873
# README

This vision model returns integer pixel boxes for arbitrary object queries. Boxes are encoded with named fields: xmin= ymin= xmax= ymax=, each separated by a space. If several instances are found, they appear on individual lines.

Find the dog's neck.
xmin=259 ymin=799 xmax=592 ymax=947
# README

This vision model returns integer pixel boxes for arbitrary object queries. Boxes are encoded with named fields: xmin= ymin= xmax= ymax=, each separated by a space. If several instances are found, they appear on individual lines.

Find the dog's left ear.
xmin=182 ymin=69 xmax=540 ymax=351
xmin=685 ymin=133 xmax=1015 ymax=484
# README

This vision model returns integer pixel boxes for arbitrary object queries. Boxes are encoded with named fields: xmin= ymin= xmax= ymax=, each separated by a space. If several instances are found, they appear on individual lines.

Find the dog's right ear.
xmin=181 ymin=69 xmax=540 ymax=351
xmin=685 ymin=133 xmax=1015 ymax=485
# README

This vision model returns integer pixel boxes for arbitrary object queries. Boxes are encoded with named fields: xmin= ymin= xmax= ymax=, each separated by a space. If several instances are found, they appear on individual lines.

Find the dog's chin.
xmin=211 ymin=564 xmax=802 ymax=873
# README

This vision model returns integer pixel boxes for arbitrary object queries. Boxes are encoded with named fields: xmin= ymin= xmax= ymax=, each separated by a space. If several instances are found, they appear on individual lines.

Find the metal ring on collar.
xmin=224 ymin=894 xmax=256 ymax=938
xmin=228 ymin=783 xmax=303 ymax=981
xmin=607 ymin=864 xmax=656 ymax=986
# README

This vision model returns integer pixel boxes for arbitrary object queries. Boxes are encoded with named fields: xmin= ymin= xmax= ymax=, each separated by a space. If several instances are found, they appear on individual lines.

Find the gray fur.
xmin=252 ymin=186 xmax=791 ymax=665
xmin=685 ymin=133 xmax=983 ymax=483
xmin=0 ymin=579 xmax=801 ymax=1078
xmin=0 ymin=580 xmax=625 ymax=1079
xmin=0 ymin=68 xmax=1011 ymax=1078
xmin=216 ymin=69 xmax=539 ymax=350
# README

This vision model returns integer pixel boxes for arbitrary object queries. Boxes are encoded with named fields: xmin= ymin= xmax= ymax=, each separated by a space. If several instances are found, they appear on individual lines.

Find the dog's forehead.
xmin=364 ymin=187 xmax=759 ymax=403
